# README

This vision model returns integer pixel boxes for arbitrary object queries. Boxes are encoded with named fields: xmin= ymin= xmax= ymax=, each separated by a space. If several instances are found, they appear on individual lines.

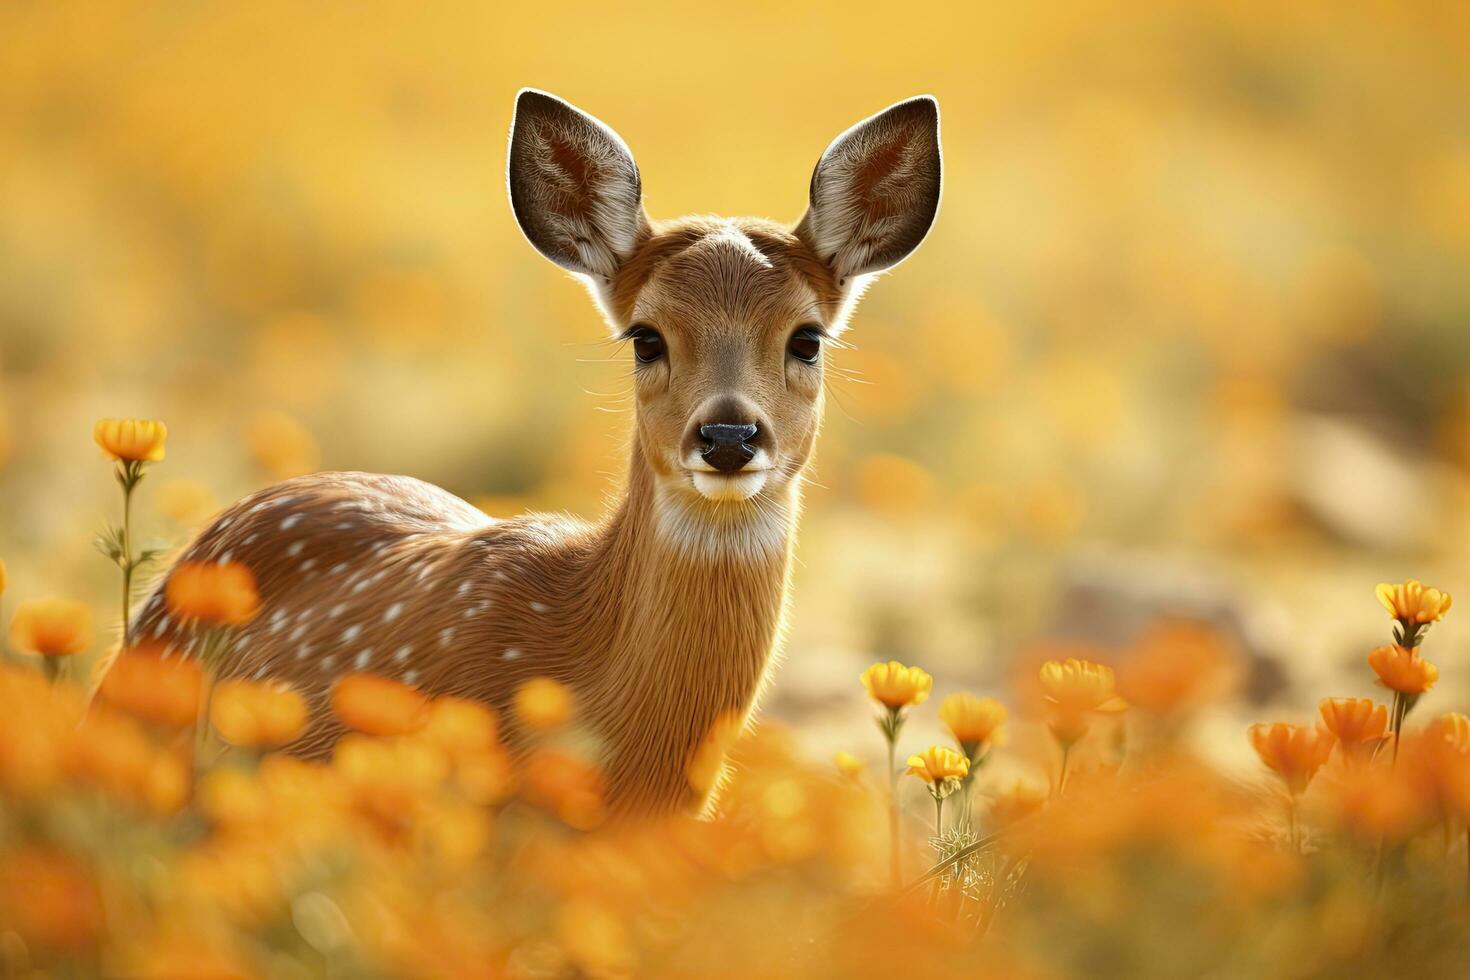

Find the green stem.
xmin=40 ymin=656 xmax=61 ymax=685
xmin=1390 ymin=691 xmax=1405 ymax=764
xmin=120 ymin=471 xmax=135 ymax=643
xmin=934 ymin=793 xmax=945 ymax=838
xmin=1056 ymin=741 xmax=1073 ymax=796
xmin=887 ymin=732 xmax=901 ymax=888
xmin=1288 ymin=795 xmax=1300 ymax=854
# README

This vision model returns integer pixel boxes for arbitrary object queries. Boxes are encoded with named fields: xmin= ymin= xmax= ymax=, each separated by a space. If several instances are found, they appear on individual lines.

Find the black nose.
xmin=699 ymin=423 xmax=759 ymax=473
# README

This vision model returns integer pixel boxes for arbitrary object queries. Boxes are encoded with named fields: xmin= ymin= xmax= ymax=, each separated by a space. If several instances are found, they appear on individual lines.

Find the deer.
xmin=116 ymin=89 xmax=942 ymax=818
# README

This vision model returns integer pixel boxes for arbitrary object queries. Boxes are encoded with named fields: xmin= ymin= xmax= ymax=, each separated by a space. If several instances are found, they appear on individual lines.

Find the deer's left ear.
xmin=508 ymin=89 xmax=649 ymax=283
xmin=796 ymin=96 xmax=942 ymax=284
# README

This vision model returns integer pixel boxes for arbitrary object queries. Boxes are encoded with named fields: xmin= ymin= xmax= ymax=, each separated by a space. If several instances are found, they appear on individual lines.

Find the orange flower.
xmin=97 ymin=646 xmax=202 ymax=729
xmin=1318 ymin=698 xmax=1389 ymax=761
xmin=514 ymin=677 xmax=573 ymax=730
xmin=419 ymin=696 xmax=500 ymax=755
xmin=860 ymin=660 xmax=933 ymax=711
xmin=988 ymin=780 xmax=1048 ymax=829
xmin=211 ymin=679 xmax=308 ymax=749
xmin=1248 ymin=722 xmax=1333 ymax=795
xmin=521 ymin=747 xmax=606 ymax=830
xmin=1115 ymin=620 xmax=1237 ymax=714
xmin=938 ymin=693 xmax=1007 ymax=754
xmin=1428 ymin=712 xmax=1470 ymax=753
xmin=8 ymin=597 xmax=93 ymax=657
xmin=1368 ymin=644 xmax=1438 ymax=695
xmin=1038 ymin=658 xmax=1127 ymax=744
xmin=331 ymin=673 xmax=430 ymax=736
xmin=0 ymin=848 xmax=104 ymax=953
xmin=94 ymin=417 xmax=167 ymax=462
xmin=0 ymin=557 xmax=7 ymax=596
xmin=165 ymin=561 xmax=261 ymax=627
xmin=1376 ymin=579 xmax=1452 ymax=626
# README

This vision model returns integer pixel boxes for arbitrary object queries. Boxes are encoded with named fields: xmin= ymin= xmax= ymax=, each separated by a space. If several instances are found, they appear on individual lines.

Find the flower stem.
xmin=934 ymin=793 xmax=945 ymax=838
xmin=40 ymin=657 xmax=60 ymax=685
xmin=120 ymin=468 xmax=136 ymax=643
xmin=887 ymin=733 xmax=902 ymax=888
xmin=1389 ymin=691 xmax=1405 ymax=764
xmin=1056 ymin=741 xmax=1073 ymax=796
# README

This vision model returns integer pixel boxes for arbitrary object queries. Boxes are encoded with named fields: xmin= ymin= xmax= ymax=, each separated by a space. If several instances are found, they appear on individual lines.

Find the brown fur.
xmin=115 ymin=91 xmax=940 ymax=818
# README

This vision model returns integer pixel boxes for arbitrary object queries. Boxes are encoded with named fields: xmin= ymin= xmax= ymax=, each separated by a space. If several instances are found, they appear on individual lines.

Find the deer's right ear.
xmin=507 ymin=89 xmax=649 ymax=283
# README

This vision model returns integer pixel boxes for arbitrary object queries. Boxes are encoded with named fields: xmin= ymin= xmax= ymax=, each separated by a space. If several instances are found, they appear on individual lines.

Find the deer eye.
xmin=787 ymin=325 xmax=823 ymax=364
xmin=627 ymin=325 xmax=665 ymax=364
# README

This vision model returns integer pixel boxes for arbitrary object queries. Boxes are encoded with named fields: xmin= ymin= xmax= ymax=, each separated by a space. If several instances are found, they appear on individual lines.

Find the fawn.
xmin=120 ymin=89 xmax=942 ymax=816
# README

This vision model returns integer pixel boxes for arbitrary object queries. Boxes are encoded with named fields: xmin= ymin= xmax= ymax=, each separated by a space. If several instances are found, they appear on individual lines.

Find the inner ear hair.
xmin=797 ymin=95 xmax=942 ymax=282
xmin=507 ymin=89 xmax=650 ymax=282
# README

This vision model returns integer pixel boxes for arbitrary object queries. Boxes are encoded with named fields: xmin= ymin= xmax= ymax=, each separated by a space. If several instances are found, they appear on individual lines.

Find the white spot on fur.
xmin=290 ymin=623 xmax=307 ymax=641
xmin=529 ymin=601 xmax=548 ymax=613
xmin=320 ymin=654 xmax=335 ymax=670
xmin=329 ymin=603 xmax=346 ymax=619
xmin=287 ymin=541 xmax=305 ymax=556
xmin=354 ymin=650 xmax=372 ymax=668
xmin=301 ymin=559 xmax=317 ymax=571
xmin=438 ymin=627 xmax=455 ymax=648
xmin=281 ymin=514 xmax=303 ymax=530
xmin=393 ymin=645 xmax=412 ymax=662
xmin=342 ymin=624 xmax=362 ymax=643
xmin=456 ymin=581 xmax=472 ymax=596
xmin=218 ymin=551 xmax=233 ymax=565
xmin=503 ymin=648 xmax=521 ymax=660
xmin=330 ymin=562 xmax=348 ymax=575
xmin=385 ymin=603 xmax=403 ymax=622
xmin=296 ymin=644 xmax=313 ymax=661
xmin=153 ymin=616 xmax=169 ymax=638
xmin=403 ymin=669 xmax=420 ymax=684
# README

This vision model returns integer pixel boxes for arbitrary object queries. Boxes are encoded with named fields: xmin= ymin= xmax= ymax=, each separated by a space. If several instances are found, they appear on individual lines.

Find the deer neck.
xmin=584 ymin=438 xmax=799 ymax=811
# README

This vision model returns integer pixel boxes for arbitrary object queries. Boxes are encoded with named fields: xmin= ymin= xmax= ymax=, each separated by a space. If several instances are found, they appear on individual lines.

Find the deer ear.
xmin=797 ymin=96 xmax=941 ymax=282
xmin=507 ymin=89 xmax=649 ymax=282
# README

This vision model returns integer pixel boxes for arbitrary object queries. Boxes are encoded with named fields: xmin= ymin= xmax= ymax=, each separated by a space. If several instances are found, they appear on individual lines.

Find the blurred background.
xmin=1 ymin=1 xmax=1467 ymax=768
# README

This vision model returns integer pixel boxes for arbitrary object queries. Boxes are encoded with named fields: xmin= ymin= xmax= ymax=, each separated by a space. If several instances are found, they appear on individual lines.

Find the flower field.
xmin=0 ymin=426 xmax=1468 ymax=977
xmin=3 ymin=2 xmax=1470 ymax=977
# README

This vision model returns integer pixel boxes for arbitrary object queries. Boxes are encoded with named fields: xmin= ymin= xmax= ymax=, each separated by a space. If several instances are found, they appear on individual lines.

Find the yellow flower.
xmin=1318 ymin=697 xmax=1389 ymax=760
xmin=8 ymin=597 xmax=93 ymax=657
xmin=97 ymin=646 xmax=202 ymax=730
xmin=1248 ymin=722 xmax=1333 ymax=796
xmin=860 ymin=660 xmax=932 ymax=711
xmin=1376 ymin=579 xmax=1451 ymax=626
xmin=905 ymin=744 xmax=970 ymax=785
xmin=1038 ymin=658 xmax=1127 ymax=744
xmin=514 ymin=677 xmax=573 ymax=730
xmin=164 ymin=561 xmax=261 ymax=627
xmin=1368 ymin=644 xmax=1438 ymax=695
xmin=211 ymin=679 xmax=308 ymax=749
xmin=331 ymin=673 xmax=430 ymax=736
xmin=938 ymin=693 xmax=1007 ymax=753
xmin=833 ymin=751 xmax=866 ymax=779
xmin=93 ymin=418 xmax=167 ymax=462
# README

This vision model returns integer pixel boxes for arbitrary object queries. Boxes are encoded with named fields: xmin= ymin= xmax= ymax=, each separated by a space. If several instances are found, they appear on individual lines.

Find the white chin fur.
xmin=691 ymin=469 xmax=769 ymax=502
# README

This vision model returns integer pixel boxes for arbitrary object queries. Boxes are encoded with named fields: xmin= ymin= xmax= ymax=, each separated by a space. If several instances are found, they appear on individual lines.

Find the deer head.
xmin=507 ymin=90 xmax=941 ymax=549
